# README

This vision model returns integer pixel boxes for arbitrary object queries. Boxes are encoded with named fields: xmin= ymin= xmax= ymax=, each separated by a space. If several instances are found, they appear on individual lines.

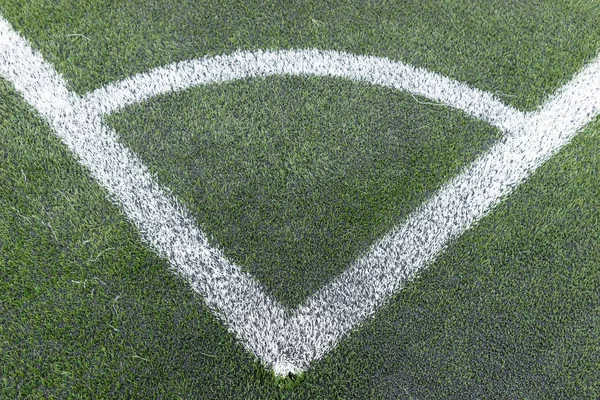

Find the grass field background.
xmin=1 ymin=0 xmax=599 ymax=398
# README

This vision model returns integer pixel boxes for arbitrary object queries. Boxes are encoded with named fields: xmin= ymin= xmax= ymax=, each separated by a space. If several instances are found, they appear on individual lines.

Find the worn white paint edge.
xmin=2 ymin=15 xmax=599 ymax=376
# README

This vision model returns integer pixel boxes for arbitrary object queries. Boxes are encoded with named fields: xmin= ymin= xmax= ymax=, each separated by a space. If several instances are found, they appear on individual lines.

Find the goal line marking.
xmin=1 ymin=15 xmax=599 ymax=375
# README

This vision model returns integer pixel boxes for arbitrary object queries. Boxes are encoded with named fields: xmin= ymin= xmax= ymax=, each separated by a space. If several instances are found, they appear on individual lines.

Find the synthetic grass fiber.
xmin=1 ymin=0 xmax=599 ymax=398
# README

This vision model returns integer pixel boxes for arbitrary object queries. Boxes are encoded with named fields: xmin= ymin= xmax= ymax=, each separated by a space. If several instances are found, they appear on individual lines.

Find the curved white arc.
xmin=82 ymin=49 xmax=525 ymax=133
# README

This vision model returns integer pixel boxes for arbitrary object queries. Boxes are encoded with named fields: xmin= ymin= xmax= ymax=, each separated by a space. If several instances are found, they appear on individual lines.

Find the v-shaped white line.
xmin=2 ymin=16 xmax=599 ymax=375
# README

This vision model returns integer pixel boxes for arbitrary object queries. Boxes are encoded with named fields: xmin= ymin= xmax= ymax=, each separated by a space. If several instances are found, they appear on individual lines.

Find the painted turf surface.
xmin=2 ymin=1 xmax=600 ymax=398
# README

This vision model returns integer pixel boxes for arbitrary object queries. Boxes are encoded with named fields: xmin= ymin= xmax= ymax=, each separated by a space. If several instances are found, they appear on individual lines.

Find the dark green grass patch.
xmin=1 ymin=0 xmax=599 ymax=110
xmin=107 ymin=75 xmax=501 ymax=307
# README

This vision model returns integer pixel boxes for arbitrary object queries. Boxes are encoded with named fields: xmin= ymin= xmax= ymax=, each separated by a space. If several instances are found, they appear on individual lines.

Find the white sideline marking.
xmin=1 ymin=15 xmax=599 ymax=375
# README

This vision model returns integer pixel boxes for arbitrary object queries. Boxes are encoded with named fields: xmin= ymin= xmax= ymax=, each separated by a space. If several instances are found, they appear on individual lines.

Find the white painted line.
xmin=1 ymin=15 xmax=599 ymax=376
xmin=0 ymin=15 xmax=288 ymax=369
xmin=285 ymin=54 xmax=600 ymax=371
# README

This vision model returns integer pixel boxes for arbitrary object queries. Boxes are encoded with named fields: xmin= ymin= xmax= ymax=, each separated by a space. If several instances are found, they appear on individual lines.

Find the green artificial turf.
xmin=1 ymin=1 xmax=599 ymax=110
xmin=0 ymin=77 xmax=271 ymax=398
xmin=2 ymin=74 xmax=599 ymax=397
xmin=106 ymin=74 xmax=500 ymax=308
xmin=1 ymin=0 xmax=600 ymax=398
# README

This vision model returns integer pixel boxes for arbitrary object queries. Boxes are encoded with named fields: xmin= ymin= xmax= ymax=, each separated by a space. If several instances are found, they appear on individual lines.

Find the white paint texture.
xmin=1 ymin=15 xmax=599 ymax=375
